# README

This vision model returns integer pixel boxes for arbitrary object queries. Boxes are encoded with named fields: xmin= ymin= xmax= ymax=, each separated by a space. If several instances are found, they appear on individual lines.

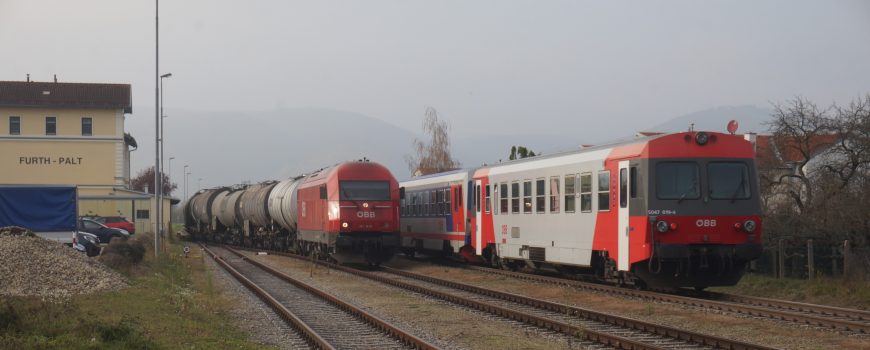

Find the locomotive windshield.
xmin=708 ymin=162 xmax=751 ymax=200
xmin=339 ymin=180 xmax=391 ymax=201
xmin=656 ymin=162 xmax=700 ymax=200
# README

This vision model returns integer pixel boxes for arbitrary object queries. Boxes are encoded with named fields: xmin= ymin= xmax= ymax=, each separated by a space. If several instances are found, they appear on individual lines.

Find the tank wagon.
xmin=185 ymin=160 xmax=401 ymax=264
xmin=399 ymin=131 xmax=763 ymax=290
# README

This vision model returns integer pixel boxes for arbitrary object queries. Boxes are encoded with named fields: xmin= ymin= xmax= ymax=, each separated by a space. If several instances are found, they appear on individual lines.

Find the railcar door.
xmin=618 ymin=160 xmax=630 ymax=271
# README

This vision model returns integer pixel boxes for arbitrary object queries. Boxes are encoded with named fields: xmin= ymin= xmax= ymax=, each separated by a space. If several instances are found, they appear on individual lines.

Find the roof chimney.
xmin=53 ymin=74 xmax=58 ymax=83
xmin=26 ymin=74 xmax=30 ymax=82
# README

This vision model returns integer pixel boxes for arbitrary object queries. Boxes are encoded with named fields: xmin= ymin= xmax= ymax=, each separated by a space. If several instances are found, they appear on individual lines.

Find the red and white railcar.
xmin=399 ymin=169 xmax=472 ymax=256
xmin=400 ymin=131 xmax=763 ymax=289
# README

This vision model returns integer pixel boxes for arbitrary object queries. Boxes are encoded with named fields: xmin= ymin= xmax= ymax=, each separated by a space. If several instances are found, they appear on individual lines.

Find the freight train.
xmin=184 ymin=160 xmax=400 ymax=264
xmin=399 ymin=130 xmax=763 ymax=290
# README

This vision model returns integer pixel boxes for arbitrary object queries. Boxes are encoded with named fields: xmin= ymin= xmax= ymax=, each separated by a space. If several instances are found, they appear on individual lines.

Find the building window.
xmin=522 ymin=180 xmax=532 ymax=213
xmin=598 ymin=171 xmax=611 ymax=211
xmin=564 ymin=175 xmax=576 ymax=213
xmin=511 ymin=182 xmax=520 ymax=213
xmin=136 ymin=210 xmax=150 ymax=219
xmin=45 ymin=116 xmax=56 ymax=135
xmin=500 ymin=183 xmax=509 ymax=214
xmin=580 ymin=173 xmax=592 ymax=212
xmin=81 ymin=117 xmax=93 ymax=136
xmin=549 ymin=176 xmax=560 ymax=213
xmin=535 ymin=179 xmax=545 ymax=213
xmin=9 ymin=116 xmax=20 ymax=135
xmin=485 ymin=185 xmax=491 ymax=213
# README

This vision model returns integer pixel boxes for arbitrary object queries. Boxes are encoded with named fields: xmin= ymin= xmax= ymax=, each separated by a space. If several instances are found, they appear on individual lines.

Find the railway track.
xmin=201 ymin=244 xmax=439 ymax=350
xmin=458 ymin=264 xmax=870 ymax=335
xmin=228 ymin=245 xmax=774 ymax=350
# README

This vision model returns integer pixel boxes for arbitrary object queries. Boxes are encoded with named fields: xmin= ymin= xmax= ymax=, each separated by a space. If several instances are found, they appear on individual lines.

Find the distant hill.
xmin=645 ymin=105 xmax=772 ymax=134
xmin=136 ymin=108 xmax=417 ymax=188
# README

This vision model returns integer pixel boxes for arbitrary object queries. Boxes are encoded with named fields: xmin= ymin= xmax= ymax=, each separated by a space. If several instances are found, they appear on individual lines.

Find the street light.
xmin=158 ymin=73 xmax=171 ymax=247
xmin=198 ymin=177 xmax=203 ymax=191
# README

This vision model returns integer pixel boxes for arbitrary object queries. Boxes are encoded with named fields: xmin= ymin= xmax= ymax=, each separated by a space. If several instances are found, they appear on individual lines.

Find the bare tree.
xmin=131 ymin=166 xmax=177 ymax=195
xmin=406 ymin=107 xmax=460 ymax=176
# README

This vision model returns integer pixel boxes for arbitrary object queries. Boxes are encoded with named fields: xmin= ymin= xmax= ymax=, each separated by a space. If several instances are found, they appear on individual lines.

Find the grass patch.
xmin=710 ymin=273 xmax=870 ymax=310
xmin=0 ymin=237 xmax=275 ymax=349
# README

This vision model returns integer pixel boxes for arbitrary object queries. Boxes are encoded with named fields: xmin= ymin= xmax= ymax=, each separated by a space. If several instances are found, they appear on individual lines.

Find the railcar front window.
xmin=339 ymin=181 xmax=390 ymax=201
xmin=656 ymin=162 xmax=699 ymax=200
xmin=709 ymin=162 xmax=751 ymax=200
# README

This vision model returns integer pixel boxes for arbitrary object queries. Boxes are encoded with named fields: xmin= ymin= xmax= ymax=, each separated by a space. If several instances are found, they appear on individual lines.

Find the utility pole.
xmin=183 ymin=164 xmax=189 ymax=201
xmin=154 ymin=0 xmax=161 ymax=257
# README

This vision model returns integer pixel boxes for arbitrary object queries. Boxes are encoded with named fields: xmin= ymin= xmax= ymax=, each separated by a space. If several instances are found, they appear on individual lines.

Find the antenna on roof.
xmin=688 ymin=123 xmax=695 ymax=132
xmin=53 ymin=74 xmax=57 ymax=83
xmin=26 ymin=74 xmax=30 ymax=82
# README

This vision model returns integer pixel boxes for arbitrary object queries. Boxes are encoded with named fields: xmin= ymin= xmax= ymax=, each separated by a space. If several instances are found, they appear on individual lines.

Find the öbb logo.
xmin=357 ymin=211 xmax=375 ymax=219
xmin=696 ymin=219 xmax=717 ymax=227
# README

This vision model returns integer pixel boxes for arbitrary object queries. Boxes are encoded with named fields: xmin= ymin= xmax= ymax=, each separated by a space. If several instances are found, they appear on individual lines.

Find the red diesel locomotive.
xmin=185 ymin=160 xmax=401 ymax=264
xmin=400 ymin=131 xmax=763 ymax=289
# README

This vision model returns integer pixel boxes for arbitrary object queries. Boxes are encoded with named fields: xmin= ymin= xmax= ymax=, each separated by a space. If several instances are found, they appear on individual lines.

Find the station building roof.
xmin=0 ymin=80 xmax=132 ymax=113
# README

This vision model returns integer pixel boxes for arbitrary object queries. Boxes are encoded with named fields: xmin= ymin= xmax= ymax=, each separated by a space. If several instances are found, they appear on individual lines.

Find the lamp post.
xmin=198 ymin=178 xmax=202 ymax=191
xmin=159 ymin=73 xmax=172 ymax=246
xmin=183 ymin=164 xmax=189 ymax=201
xmin=154 ymin=0 xmax=161 ymax=257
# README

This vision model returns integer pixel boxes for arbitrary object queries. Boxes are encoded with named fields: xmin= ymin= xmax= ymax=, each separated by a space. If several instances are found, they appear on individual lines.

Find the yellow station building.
xmin=0 ymin=80 xmax=170 ymax=233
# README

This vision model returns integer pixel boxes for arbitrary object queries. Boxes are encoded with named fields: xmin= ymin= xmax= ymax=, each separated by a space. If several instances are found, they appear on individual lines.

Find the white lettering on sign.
xmin=696 ymin=219 xmax=717 ymax=227
xmin=357 ymin=211 xmax=375 ymax=218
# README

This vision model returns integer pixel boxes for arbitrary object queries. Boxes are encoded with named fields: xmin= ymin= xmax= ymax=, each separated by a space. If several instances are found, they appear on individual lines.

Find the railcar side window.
xmin=522 ymin=181 xmax=532 ymax=213
xmin=549 ymin=177 xmax=560 ymax=213
xmin=708 ymin=162 xmax=751 ymax=200
xmin=493 ymin=184 xmax=499 ymax=214
xmin=511 ymin=182 xmax=520 ymax=213
xmin=655 ymin=162 xmax=699 ymax=200
xmin=414 ymin=193 xmax=420 ymax=216
xmin=580 ymin=173 xmax=592 ymax=212
xmin=430 ymin=190 xmax=437 ymax=215
xmin=437 ymin=189 xmax=444 ymax=215
xmin=423 ymin=191 xmax=430 ymax=216
xmin=564 ymin=175 xmax=576 ymax=213
xmin=619 ymin=168 xmax=627 ymax=208
xmin=446 ymin=188 xmax=452 ymax=213
xmin=535 ymin=179 xmax=545 ymax=213
xmin=485 ymin=185 xmax=492 ymax=213
xmin=598 ymin=171 xmax=610 ymax=211
xmin=339 ymin=181 xmax=390 ymax=201
xmin=500 ymin=183 xmax=509 ymax=214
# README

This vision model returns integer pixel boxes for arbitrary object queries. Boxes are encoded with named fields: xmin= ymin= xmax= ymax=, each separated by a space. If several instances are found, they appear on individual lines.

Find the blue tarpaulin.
xmin=0 ymin=186 xmax=77 ymax=232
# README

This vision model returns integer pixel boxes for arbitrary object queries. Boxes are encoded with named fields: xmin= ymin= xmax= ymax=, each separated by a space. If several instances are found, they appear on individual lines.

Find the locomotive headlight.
xmin=342 ymin=222 xmax=349 ymax=228
xmin=695 ymin=132 xmax=709 ymax=145
xmin=743 ymin=220 xmax=756 ymax=233
xmin=656 ymin=220 xmax=670 ymax=233
xmin=362 ymin=202 xmax=369 ymax=208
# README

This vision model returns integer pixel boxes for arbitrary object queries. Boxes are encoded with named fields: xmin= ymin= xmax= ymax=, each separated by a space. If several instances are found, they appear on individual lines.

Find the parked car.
xmin=93 ymin=216 xmax=135 ymax=235
xmin=77 ymin=218 xmax=129 ymax=244
xmin=72 ymin=231 xmax=102 ymax=257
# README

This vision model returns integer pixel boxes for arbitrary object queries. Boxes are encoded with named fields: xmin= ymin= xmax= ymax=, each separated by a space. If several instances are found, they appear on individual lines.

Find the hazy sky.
xmin=2 ymin=1 xmax=869 ymax=187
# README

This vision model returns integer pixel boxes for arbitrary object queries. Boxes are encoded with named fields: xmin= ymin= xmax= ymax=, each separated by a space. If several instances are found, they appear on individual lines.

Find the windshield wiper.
xmin=676 ymin=179 xmax=698 ymax=204
xmin=729 ymin=176 xmax=747 ymax=203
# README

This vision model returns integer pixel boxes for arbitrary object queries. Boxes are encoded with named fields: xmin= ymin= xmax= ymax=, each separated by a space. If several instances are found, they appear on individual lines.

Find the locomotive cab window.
xmin=598 ymin=171 xmax=610 ymax=211
xmin=656 ymin=162 xmax=699 ymax=200
xmin=339 ymin=181 xmax=389 ymax=201
xmin=708 ymin=162 xmax=751 ymax=200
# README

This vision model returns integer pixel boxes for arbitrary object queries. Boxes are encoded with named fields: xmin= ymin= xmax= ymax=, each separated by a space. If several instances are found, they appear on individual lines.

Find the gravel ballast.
xmin=0 ymin=228 xmax=128 ymax=299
